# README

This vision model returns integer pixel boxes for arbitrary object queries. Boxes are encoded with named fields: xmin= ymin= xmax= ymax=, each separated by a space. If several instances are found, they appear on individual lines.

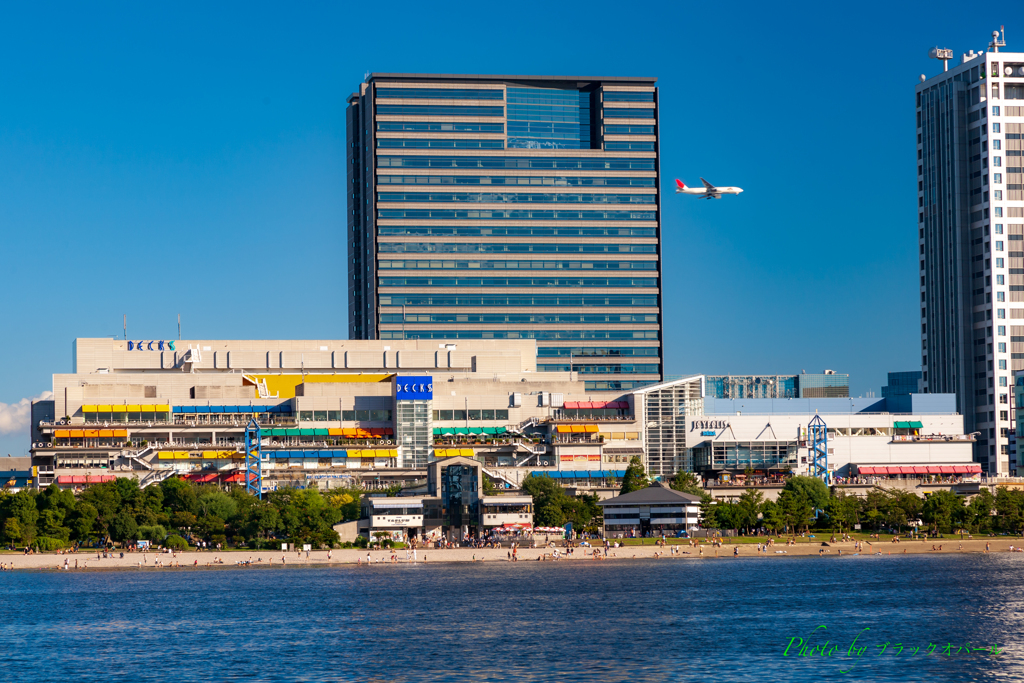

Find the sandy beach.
xmin=2 ymin=536 xmax=1023 ymax=571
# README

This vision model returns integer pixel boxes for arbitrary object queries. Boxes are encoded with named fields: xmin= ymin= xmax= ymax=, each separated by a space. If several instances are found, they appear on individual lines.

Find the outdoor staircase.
xmin=139 ymin=468 xmax=176 ymax=489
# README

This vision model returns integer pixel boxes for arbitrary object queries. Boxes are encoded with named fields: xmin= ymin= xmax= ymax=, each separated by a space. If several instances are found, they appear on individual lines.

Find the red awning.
xmin=502 ymin=522 xmax=532 ymax=528
xmin=912 ymin=466 xmax=930 ymax=474
xmin=938 ymin=466 xmax=956 ymax=474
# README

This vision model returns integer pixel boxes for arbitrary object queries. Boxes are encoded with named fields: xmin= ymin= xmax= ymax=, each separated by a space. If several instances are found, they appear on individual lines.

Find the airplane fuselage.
xmin=675 ymin=187 xmax=743 ymax=198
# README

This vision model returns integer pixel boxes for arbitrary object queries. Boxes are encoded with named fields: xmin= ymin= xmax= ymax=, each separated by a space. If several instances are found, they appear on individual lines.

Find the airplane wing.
xmin=699 ymin=177 xmax=716 ymax=191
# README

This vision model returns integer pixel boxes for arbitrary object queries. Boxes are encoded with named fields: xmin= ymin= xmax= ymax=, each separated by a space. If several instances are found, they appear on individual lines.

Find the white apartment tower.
xmin=917 ymin=29 xmax=1023 ymax=475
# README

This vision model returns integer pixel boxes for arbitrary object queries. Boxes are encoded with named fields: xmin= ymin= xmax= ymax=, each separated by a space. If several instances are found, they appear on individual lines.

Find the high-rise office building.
xmin=917 ymin=31 xmax=1023 ymax=475
xmin=346 ymin=74 xmax=663 ymax=392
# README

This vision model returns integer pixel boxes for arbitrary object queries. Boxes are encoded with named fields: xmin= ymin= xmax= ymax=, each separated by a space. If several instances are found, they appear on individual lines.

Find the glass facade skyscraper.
xmin=347 ymin=74 xmax=663 ymax=391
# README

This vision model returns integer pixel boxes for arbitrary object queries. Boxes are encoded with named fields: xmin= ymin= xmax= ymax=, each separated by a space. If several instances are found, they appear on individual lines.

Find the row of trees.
xmin=0 ymin=477 xmax=365 ymax=550
xmin=704 ymin=477 xmax=1024 ymax=535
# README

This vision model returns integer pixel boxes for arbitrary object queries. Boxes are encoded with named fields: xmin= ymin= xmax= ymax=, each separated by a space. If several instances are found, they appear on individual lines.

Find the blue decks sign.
xmin=396 ymin=377 xmax=433 ymax=400
xmin=127 ymin=341 xmax=175 ymax=351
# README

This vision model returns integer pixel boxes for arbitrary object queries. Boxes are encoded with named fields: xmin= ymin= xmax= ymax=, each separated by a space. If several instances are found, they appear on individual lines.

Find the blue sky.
xmin=0 ymin=1 xmax=1018 ymax=455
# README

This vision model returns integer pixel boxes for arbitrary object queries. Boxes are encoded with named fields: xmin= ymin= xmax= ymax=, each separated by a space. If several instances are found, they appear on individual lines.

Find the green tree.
xmin=826 ymin=490 xmax=859 ymax=533
xmin=669 ymin=471 xmax=704 ymax=497
xmin=735 ymin=488 xmax=765 ymax=534
xmin=70 ymin=503 xmax=99 ymax=541
xmin=197 ymin=490 xmax=238 ymax=521
xmin=619 ymin=455 xmax=649 ymax=495
xmin=160 ymin=477 xmax=199 ymax=515
xmin=921 ymin=490 xmax=964 ymax=535
xmin=110 ymin=510 xmax=139 ymax=544
xmin=995 ymin=487 xmax=1024 ymax=533
xmin=760 ymin=500 xmax=785 ymax=533
xmin=777 ymin=488 xmax=814 ymax=533
xmin=967 ymin=489 xmax=995 ymax=533
xmin=782 ymin=476 xmax=829 ymax=510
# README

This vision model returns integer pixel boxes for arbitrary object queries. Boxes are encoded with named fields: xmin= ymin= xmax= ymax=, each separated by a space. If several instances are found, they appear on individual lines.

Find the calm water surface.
xmin=3 ymin=553 xmax=1023 ymax=682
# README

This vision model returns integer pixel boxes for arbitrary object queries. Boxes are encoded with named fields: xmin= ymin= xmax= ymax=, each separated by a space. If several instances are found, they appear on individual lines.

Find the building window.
xmin=999 ymin=359 xmax=1007 ymax=370
xmin=993 ymin=139 xmax=1002 ymax=150
xmin=994 ymin=157 xmax=1002 ymax=168
xmin=997 ymin=291 xmax=1005 ymax=302
xmin=996 ymin=240 xmax=1004 ymax=251
xmin=998 ymin=325 xmax=1006 ymax=336
xmin=992 ymin=108 xmax=1000 ymax=118
xmin=1000 ymin=394 xmax=1009 ymax=404
xmin=996 ymin=224 xmax=1004 ymax=234
xmin=1001 ymin=377 xmax=1009 ymax=387
xmin=998 ymin=309 xmax=1006 ymax=319
xmin=996 ymin=258 xmax=1005 ymax=268
xmin=993 ymin=84 xmax=1000 ymax=99
xmin=995 ymin=174 xmax=1002 ymax=184
xmin=998 ymin=342 xmax=1007 ymax=353
xmin=997 ymin=274 xmax=1005 ymax=285
xmin=1001 ymin=411 xmax=1009 ymax=421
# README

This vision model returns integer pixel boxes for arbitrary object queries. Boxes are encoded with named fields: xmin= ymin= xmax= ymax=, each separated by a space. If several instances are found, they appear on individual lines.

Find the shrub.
xmin=34 ymin=536 xmax=68 ymax=552
xmin=165 ymin=535 xmax=189 ymax=551
xmin=138 ymin=525 xmax=167 ymax=542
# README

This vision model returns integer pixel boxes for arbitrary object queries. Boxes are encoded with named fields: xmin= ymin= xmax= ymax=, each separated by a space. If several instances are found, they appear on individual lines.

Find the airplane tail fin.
xmin=675 ymin=179 xmax=686 ymax=189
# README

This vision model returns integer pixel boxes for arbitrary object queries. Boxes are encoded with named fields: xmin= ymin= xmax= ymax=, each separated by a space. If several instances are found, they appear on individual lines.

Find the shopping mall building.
xmin=29 ymin=340 xmax=979 ymax=514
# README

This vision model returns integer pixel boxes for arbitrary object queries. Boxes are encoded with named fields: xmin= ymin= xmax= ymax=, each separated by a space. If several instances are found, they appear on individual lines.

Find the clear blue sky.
xmin=0 ymin=1 xmax=1018 ymax=455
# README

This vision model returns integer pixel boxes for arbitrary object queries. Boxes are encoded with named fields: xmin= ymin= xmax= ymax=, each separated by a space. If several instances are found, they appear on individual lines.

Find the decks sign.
xmin=690 ymin=419 xmax=729 ymax=432
xmin=396 ymin=376 xmax=433 ymax=400
xmin=126 ymin=341 xmax=176 ymax=351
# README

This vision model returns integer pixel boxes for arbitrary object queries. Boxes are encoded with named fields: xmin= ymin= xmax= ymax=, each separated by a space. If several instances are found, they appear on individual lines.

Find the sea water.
xmin=2 ymin=553 xmax=1022 ymax=682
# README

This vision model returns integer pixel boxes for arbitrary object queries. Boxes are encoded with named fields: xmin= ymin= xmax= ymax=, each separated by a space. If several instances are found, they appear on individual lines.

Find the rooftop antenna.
xmin=177 ymin=313 xmax=181 ymax=340
xmin=929 ymin=47 xmax=954 ymax=71
xmin=123 ymin=314 xmax=127 ymax=340
xmin=990 ymin=27 xmax=1006 ymax=53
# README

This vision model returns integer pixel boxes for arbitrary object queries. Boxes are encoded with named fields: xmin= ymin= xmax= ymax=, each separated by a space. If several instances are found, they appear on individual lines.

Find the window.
xmin=997 ymin=240 xmax=1004 ymax=250
xmin=996 ymin=208 xmax=1003 ymax=217
xmin=376 ymin=105 xmax=504 ymax=116
xmin=603 ymin=91 xmax=654 ymax=102
xmin=996 ymin=258 xmax=1005 ymax=267
xmin=995 ymin=174 xmax=1002 ymax=183
xmin=299 ymin=411 xmax=313 ymax=421
xmin=1001 ymin=411 xmax=1009 ymax=421
xmin=998 ymin=325 xmax=1006 ymax=336
xmin=996 ymin=224 xmax=1004 ymax=234
xmin=999 ymin=342 xmax=1007 ymax=352
xmin=997 ymin=274 xmax=1005 ymax=285
xmin=999 ymin=359 xmax=1007 ymax=370
xmin=998 ymin=308 xmax=1006 ymax=319
xmin=997 ymin=291 xmax=1005 ymax=302
xmin=992 ymin=108 xmax=1000 ymax=118
xmin=994 ymin=157 xmax=1002 ymax=167
xmin=375 ymin=88 xmax=503 ymax=100
xmin=1000 ymin=394 xmax=1009 ymax=404
xmin=993 ymin=139 xmax=1002 ymax=150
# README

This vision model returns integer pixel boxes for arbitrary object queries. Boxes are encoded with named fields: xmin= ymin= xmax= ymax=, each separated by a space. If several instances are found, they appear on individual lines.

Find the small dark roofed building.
xmin=598 ymin=482 xmax=701 ymax=538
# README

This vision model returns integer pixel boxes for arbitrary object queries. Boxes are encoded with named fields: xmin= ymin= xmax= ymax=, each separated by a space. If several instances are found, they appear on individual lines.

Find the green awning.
xmin=894 ymin=421 xmax=912 ymax=429
xmin=495 ymin=426 xmax=507 ymax=434
xmin=286 ymin=428 xmax=301 ymax=436
xmin=441 ymin=428 xmax=455 ymax=435
xmin=482 ymin=427 xmax=497 ymax=435
xmin=313 ymin=428 xmax=329 ymax=436
xmin=908 ymin=421 xmax=923 ymax=429
xmin=466 ymin=427 xmax=482 ymax=435
xmin=432 ymin=428 xmax=441 ymax=436
xmin=299 ymin=428 xmax=316 ymax=436
xmin=454 ymin=427 xmax=469 ymax=435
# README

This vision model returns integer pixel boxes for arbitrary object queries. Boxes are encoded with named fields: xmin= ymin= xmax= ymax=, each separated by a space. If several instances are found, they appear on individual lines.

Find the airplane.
xmin=675 ymin=178 xmax=743 ymax=199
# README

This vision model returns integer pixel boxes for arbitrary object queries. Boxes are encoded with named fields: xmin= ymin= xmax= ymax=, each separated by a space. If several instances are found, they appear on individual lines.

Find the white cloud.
xmin=0 ymin=391 xmax=54 ymax=435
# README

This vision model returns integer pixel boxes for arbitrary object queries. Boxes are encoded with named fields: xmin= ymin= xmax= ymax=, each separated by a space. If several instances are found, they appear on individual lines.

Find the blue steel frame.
xmin=244 ymin=418 xmax=262 ymax=499
xmin=808 ymin=414 xmax=829 ymax=484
